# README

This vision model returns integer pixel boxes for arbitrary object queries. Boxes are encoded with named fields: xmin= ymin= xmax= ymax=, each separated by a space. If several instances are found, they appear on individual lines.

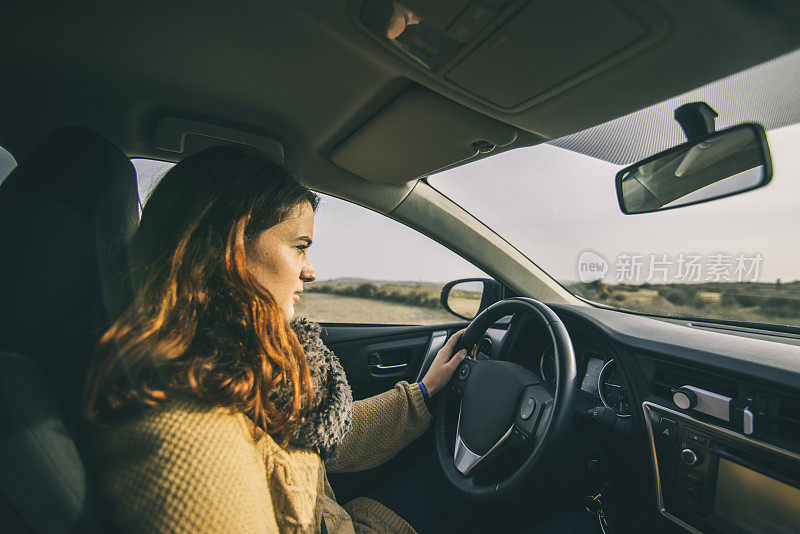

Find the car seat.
xmin=0 ymin=127 xmax=138 ymax=533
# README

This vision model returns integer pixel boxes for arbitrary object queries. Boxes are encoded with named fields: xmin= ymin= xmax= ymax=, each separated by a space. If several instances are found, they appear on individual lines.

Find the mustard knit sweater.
xmin=93 ymin=380 xmax=432 ymax=533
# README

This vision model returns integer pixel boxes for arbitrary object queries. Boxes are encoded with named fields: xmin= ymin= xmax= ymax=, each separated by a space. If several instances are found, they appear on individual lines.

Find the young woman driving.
xmin=84 ymin=146 xmax=467 ymax=533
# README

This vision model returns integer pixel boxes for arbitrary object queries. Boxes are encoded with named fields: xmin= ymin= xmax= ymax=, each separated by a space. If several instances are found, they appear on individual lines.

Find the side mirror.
xmin=440 ymin=278 xmax=504 ymax=320
xmin=616 ymin=123 xmax=772 ymax=214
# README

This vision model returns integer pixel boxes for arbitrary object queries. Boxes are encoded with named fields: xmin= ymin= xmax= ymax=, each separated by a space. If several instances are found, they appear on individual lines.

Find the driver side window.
xmin=295 ymin=194 xmax=488 ymax=325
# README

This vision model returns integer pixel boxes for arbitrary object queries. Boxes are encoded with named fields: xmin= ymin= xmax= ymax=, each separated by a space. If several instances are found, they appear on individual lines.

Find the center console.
xmin=643 ymin=401 xmax=800 ymax=533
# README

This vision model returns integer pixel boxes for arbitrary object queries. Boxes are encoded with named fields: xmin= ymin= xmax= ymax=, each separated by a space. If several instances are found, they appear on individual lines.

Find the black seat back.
xmin=0 ymin=127 xmax=138 ymax=533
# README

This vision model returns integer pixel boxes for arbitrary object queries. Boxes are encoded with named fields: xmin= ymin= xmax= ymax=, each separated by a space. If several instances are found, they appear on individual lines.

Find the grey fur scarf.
xmin=268 ymin=318 xmax=353 ymax=461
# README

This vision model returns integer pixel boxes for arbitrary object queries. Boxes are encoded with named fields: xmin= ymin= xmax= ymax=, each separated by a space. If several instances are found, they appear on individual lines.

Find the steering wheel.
xmin=434 ymin=297 xmax=579 ymax=502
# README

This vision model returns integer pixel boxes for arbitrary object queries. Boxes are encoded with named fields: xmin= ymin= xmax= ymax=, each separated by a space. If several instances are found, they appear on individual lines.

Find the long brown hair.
xmin=85 ymin=146 xmax=319 ymax=446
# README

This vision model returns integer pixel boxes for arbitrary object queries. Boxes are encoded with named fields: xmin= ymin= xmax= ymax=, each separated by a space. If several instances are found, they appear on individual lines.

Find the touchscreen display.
xmin=714 ymin=458 xmax=800 ymax=533
xmin=580 ymin=358 xmax=604 ymax=395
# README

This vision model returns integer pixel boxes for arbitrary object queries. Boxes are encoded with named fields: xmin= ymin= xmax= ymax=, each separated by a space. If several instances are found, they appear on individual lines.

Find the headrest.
xmin=0 ymin=127 xmax=138 ymax=386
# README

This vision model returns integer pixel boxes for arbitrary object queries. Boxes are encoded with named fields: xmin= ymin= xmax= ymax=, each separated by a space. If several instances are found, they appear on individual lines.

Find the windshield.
xmin=428 ymin=50 xmax=800 ymax=328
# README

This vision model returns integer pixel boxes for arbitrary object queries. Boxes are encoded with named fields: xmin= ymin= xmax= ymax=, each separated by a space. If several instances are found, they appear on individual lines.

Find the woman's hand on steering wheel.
xmin=421 ymin=329 xmax=468 ymax=396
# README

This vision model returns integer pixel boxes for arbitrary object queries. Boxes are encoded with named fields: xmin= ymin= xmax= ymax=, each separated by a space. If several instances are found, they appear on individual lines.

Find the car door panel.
xmin=320 ymin=322 xmax=465 ymax=400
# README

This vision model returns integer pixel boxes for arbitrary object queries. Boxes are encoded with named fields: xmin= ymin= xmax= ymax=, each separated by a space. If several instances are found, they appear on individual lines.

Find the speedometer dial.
xmin=539 ymin=345 xmax=556 ymax=385
xmin=598 ymin=359 xmax=631 ymax=417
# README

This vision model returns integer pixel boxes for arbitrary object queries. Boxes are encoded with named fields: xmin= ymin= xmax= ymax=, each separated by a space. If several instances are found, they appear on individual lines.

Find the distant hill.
xmin=567 ymin=280 xmax=800 ymax=323
xmin=311 ymin=277 xmax=443 ymax=286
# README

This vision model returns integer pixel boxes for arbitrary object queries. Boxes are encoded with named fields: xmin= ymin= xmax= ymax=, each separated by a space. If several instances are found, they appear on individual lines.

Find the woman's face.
xmin=246 ymin=200 xmax=316 ymax=320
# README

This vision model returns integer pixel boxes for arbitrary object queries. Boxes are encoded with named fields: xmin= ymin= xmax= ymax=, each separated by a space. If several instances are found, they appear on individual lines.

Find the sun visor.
xmin=331 ymin=86 xmax=517 ymax=184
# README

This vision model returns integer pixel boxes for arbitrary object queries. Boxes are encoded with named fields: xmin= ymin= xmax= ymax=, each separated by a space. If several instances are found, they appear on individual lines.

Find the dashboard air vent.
xmin=652 ymin=364 xmax=738 ymax=404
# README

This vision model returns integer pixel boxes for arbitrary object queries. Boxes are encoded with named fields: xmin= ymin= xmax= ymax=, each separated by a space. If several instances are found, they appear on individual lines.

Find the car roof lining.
xmin=0 ymin=1 xmax=799 ymax=212
xmin=550 ymin=48 xmax=800 ymax=165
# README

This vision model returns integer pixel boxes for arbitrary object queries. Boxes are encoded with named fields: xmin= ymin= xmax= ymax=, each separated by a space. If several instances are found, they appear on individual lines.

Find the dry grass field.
xmin=294 ymin=292 xmax=456 ymax=324
xmin=296 ymin=279 xmax=481 ymax=324
xmin=568 ymin=280 xmax=800 ymax=325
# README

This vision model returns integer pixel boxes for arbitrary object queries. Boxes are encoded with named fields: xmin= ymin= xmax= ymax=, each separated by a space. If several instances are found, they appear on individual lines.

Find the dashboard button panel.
xmin=681 ymin=493 xmax=702 ymax=510
xmin=686 ymin=428 xmax=709 ymax=446
xmin=659 ymin=417 xmax=677 ymax=444
xmin=682 ymin=469 xmax=704 ymax=485
xmin=644 ymin=401 xmax=800 ymax=533
xmin=681 ymin=448 xmax=701 ymax=466
xmin=680 ymin=479 xmax=703 ymax=498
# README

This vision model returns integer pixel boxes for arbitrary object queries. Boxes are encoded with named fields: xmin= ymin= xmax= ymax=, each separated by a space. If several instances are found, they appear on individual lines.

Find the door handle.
xmin=371 ymin=362 xmax=408 ymax=371
xmin=367 ymin=352 xmax=408 ymax=374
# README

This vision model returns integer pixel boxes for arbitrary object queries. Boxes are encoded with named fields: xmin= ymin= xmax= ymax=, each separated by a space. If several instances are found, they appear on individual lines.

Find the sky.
xmin=429 ymin=122 xmax=800 ymax=284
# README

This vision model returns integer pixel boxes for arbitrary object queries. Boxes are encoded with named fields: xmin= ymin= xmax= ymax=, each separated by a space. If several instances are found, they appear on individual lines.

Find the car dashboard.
xmin=474 ymin=304 xmax=800 ymax=533
xmin=483 ymin=312 xmax=634 ymax=418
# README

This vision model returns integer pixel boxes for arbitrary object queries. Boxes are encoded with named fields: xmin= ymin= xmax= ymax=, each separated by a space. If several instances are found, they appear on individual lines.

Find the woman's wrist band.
xmin=417 ymin=381 xmax=430 ymax=405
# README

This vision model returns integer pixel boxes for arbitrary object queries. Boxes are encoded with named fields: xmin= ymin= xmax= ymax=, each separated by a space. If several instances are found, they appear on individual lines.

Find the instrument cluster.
xmin=538 ymin=344 xmax=632 ymax=417
xmin=499 ymin=315 xmax=633 ymax=418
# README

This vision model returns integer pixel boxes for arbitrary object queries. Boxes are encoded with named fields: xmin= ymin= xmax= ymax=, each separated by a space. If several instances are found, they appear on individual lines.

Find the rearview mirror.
xmin=615 ymin=123 xmax=772 ymax=214
xmin=440 ymin=278 xmax=503 ymax=320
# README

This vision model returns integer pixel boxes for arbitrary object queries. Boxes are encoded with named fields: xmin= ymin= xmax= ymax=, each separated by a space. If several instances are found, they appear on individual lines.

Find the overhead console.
xmin=356 ymin=0 xmax=666 ymax=112
xmin=637 ymin=356 xmax=800 ymax=532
